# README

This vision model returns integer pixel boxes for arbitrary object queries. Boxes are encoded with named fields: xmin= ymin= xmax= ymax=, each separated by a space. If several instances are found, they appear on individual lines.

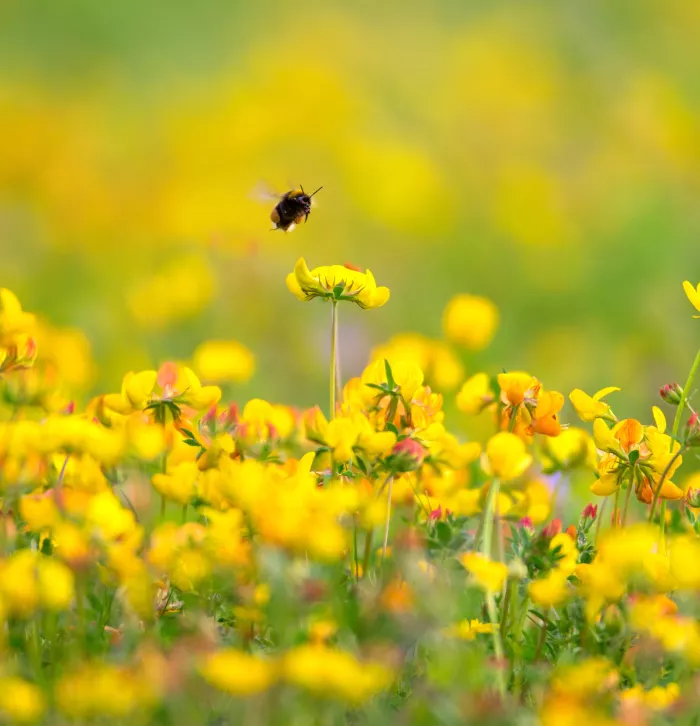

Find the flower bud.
xmin=541 ymin=518 xmax=562 ymax=540
xmin=660 ymin=382 xmax=683 ymax=405
xmin=685 ymin=412 xmax=700 ymax=447
xmin=518 ymin=516 xmax=535 ymax=533
xmin=391 ymin=437 xmax=426 ymax=472
xmin=582 ymin=503 xmax=598 ymax=520
xmin=686 ymin=487 xmax=700 ymax=508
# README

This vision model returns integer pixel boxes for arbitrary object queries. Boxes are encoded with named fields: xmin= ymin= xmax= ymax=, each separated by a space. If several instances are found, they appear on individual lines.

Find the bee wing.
xmin=248 ymin=180 xmax=284 ymax=203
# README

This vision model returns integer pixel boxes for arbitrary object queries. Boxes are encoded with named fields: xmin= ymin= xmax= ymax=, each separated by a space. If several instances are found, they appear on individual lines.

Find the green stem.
xmin=353 ymin=516 xmax=359 ymax=582
xmin=648 ymin=447 xmax=685 ymax=523
xmin=362 ymin=528 xmax=374 ymax=578
xmin=481 ymin=478 xmax=506 ymax=698
xmin=672 ymin=344 xmax=700 ymax=438
xmin=508 ymin=405 xmax=519 ymax=432
xmin=381 ymin=477 xmax=394 ymax=569
xmin=534 ymin=611 xmax=548 ymax=661
xmin=621 ymin=470 xmax=635 ymax=528
xmin=612 ymin=486 xmax=620 ymax=528
xmin=595 ymin=497 xmax=607 ymax=545
xmin=329 ymin=301 xmax=338 ymax=420
xmin=182 ymin=504 xmax=188 ymax=524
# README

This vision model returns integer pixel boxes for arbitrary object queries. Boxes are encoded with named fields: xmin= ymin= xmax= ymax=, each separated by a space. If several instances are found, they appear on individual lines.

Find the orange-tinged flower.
xmin=286 ymin=258 xmax=390 ymax=309
xmin=613 ymin=418 xmax=644 ymax=452
xmin=498 ymin=371 xmax=538 ymax=407
xmin=682 ymin=280 xmax=700 ymax=317
xmin=530 ymin=389 xmax=564 ymax=436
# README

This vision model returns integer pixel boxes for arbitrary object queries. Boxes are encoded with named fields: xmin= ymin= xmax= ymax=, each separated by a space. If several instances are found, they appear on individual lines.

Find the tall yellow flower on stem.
xmin=287 ymin=258 xmax=390 ymax=419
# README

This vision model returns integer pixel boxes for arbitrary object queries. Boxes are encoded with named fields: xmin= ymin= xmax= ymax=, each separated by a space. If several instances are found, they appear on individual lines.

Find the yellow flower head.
xmin=498 ymin=371 xmax=539 ymax=407
xmin=456 ymin=372 xmax=494 ymax=415
xmin=286 ymin=258 xmax=390 ymax=309
xmin=569 ymin=386 xmax=620 ymax=423
xmin=484 ymin=432 xmax=532 ymax=481
xmin=199 ymin=649 xmax=276 ymax=696
xmin=0 ymin=288 xmax=36 ymax=347
xmin=442 ymin=293 xmax=499 ymax=350
xmin=192 ymin=339 xmax=255 ymax=383
xmin=682 ymin=280 xmax=700 ymax=318
xmin=459 ymin=552 xmax=508 ymax=592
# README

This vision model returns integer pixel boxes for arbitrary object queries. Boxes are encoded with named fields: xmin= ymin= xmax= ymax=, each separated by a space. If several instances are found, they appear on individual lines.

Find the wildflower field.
xmin=3 ymin=2 xmax=700 ymax=725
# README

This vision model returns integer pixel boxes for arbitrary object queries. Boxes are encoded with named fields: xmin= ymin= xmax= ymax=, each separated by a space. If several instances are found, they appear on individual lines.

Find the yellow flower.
xmin=484 ymin=432 xmax=532 ymax=481
xmin=360 ymin=359 xmax=424 ymax=403
xmin=529 ymin=569 xmax=571 ymax=607
xmin=569 ymin=386 xmax=619 ymax=422
xmin=0 ymin=288 xmax=36 ymax=346
xmin=282 ymin=644 xmax=393 ymax=704
xmin=286 ymin=258 xmax=390 ymax=309
xmin=456 ymin=372 xmax=493 ymax=414
xmin=0 ymin=550 xmax=75 ymax=617
xmin=443 ymin=618 xmax=497 ymax=640
xmin=620 ymin=683 xmax=680 ymax=711
xmin=192 ymin=339 xmax=255 ymax=383
xmin=199 ymin=649 xmax=276 ymax=696
xmin=682 ymin=280 xmax=700 ymax=317
xmin=459 ymin=552 xmax=508 ymax=592
xmin=498 ymin=371 xmax=538 ymax=407
xmin=442 ymin=294 xmax=499 ymax=350
xmin=152 ymin=462 xmax=199 ymax=505
xmin=0 ymin=677 xmax=46 ymax=724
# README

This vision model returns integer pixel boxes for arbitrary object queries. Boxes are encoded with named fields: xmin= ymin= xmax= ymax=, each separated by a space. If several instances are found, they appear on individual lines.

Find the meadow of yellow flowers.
xmin=3 ymin=2 xmax=700 ymax=724
xmin=1 ymin=274 xmax=700 ymax=725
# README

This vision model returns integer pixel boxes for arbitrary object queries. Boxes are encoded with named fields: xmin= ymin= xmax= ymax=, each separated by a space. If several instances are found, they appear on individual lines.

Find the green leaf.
xmin=436 ymin=522 xmax=451 ymax=546
xmin=384 ymin=359 xmax=396 ymax=389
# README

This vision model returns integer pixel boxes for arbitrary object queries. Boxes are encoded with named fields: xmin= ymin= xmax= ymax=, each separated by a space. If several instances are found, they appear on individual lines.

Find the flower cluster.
xmin=0 ymin=277 xmax=699 ymax=726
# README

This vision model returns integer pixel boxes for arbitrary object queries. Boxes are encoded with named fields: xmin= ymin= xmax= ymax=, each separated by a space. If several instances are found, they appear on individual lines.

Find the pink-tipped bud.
xmin=63 ymin=401 xmax=76 ymax=415
xmin=391 ymin=437 xmax=426 ymax=472
xmin=686 ymin=487 xmax=700 ymax=508
xmin=582 ymin=503 xmax=598 ymax=520
xmin=518 ymin=516 xmax=535 ymax=533
xmin=428 ymin=506 xmax=443 ymax=521
xmin=660 ymin=382 xmax=683 ymax=406
xmin=685 ymin=412 xmax=700 ymax=447
xmin=203 ymin=404 xmax=218 ymax=426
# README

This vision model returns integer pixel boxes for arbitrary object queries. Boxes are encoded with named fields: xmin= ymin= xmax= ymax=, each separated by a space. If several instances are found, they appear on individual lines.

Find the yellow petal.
xmin=651 ymin=406 xmax=666 ymax=433
xmin=286 ymin=272 xmax=307 ymax=300
xmin=591 ymin=473 xmax=619 ymax=496
xmin=124 ymin=370 xmax=157 ymax=409
xmin=593 ymin=386 xmax=621 ymax=401
xmin=682 ymin=280 xmax=700 ymax=312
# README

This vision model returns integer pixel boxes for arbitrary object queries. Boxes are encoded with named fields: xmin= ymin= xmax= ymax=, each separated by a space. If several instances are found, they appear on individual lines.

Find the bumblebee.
xmin=270 ymin=185 xmax=322 ymax=232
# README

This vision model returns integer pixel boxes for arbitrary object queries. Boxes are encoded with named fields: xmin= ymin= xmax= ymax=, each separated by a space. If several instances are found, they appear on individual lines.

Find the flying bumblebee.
xmin=269 ymin=185 xmax=323 ymax=232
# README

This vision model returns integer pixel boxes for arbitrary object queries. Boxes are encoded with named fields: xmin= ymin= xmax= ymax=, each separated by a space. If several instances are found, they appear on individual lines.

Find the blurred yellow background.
xmin=2 ymin=0 xmax=699 ymax=421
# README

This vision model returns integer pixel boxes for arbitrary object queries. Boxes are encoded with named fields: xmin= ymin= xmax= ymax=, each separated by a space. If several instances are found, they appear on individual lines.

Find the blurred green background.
xmin=1 ymin=0 xmax=699 ymax=422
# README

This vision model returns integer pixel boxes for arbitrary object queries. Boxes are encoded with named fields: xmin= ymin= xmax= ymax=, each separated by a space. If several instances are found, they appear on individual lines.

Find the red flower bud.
xmin=659 ymin=382 xmax=683 ymax=405
xmin=685 ymin=412 xmax=700 ymax=446
xmin=582 ymin=503 xmax=598 ymax=520
xmin=391 ymin=438 xmax=426 ymax=472
xmin=686 ymin=487 xmax=700 ymax=508
xmin=541 ymin=518 xmax=562 ymax=539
